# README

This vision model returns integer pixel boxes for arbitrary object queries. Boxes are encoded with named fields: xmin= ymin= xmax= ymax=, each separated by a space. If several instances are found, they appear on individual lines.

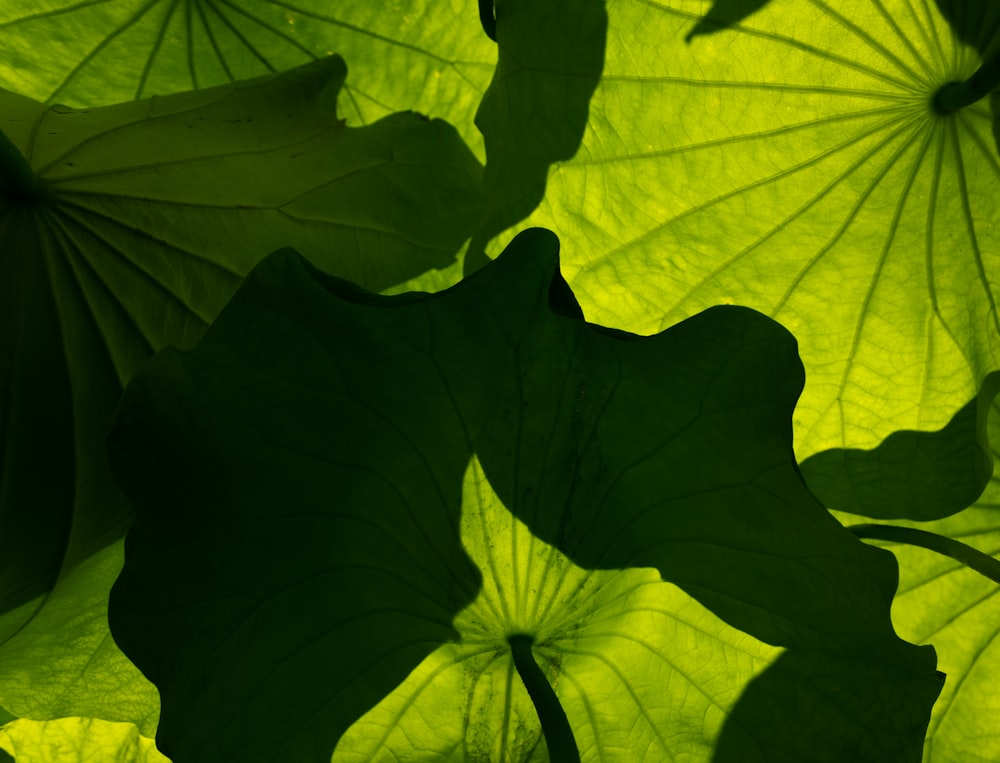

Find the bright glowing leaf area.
xmin=0 ymin=1 xmax=997 ymax=761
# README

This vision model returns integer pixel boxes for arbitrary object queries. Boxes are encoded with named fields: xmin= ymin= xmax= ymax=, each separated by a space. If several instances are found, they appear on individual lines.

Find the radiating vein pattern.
xmin=1 ymin=54 xmax=484 ymax=381
xmin=0 ymin=56 xmax=483 ymax=685
xmin=502 ymin=0 xmax=1000 ymax=458
xmin=333 ymin=457 xmax=779 ymax=762
xmin=0 ymin=0 xmax=497 ymax=154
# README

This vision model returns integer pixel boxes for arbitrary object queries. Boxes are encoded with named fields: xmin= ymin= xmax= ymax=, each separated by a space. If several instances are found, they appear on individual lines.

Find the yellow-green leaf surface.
xmin=481 ymin=0 xmax=1000 ymax=483
xmin=0 ymin=716 xmax=169 ymax=763
xmin=107 ymin=231 xmax=941 ymax=762
xmin=0 ymin=54 xmax=481 ymax=734
xmin=0 ymin=542 xmax=159 ymax=736
xmin=0 ymin=0 xmax=496 ymax=155
xmin=856 ymin=399 xmax=1000 ymax=762
xmin=334 ymin=457 xmax=781 ymax=762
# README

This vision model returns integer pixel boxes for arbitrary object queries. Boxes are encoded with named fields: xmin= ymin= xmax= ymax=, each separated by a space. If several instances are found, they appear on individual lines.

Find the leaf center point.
xmin=932 ymin=55 xmax=1000 ymax=114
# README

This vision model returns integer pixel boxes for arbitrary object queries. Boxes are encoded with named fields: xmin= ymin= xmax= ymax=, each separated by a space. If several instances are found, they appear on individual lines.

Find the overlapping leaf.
xmin=475 ymin=0 xmax=1000 ymax=520
xmin=0 ymin=54 xmax=481 ymax=729
xmin=467 ymin=0 xmax=606 ymax=268
xmin=799 ymin=373 xmax=1000 ymax=520
xmin=852 ymin=397 xmax=1000 ymax=762
xmin=684 ymin=0 xmax=773 ymax=41
xmin=0 ymin=543 xmax=159 ymax=736
xmin=108 ymin=229 xmax=940 ymax=762
xmin=0 ymin=0 xmax=496 ymax=154
xmin=333 ymin=456 xmax=781 ymax=762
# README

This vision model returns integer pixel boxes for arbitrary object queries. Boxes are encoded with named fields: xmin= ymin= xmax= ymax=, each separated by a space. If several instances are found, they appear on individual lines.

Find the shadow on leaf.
xmin=713 ymin=648 xmax=942 ymax=763
xmin=800 ymin=373 xmax=1000 ymax=521
xmin=684 ymin=0 xmax=773 ymax=42
xmin=467 ymin=0 xmax=606 ymax=272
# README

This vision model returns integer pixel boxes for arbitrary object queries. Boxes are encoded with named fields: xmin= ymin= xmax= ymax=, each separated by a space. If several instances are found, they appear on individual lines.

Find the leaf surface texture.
xmin=474 ymin=0 xmax=1000 ymax=523
xmin=0 ymin=56 xmax=482 ymax=732
xmin=109 ymin=229 xmax=941 ymax=762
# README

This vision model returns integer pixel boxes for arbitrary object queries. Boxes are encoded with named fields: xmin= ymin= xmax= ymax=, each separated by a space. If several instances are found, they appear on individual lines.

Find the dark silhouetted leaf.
xmin=109 ymin=229 xmax=940 ymax=762
xmin=483 ymin=1 xmax=1000 ymax=525
xmin=0 ymin=54 xmax=482 ymax=733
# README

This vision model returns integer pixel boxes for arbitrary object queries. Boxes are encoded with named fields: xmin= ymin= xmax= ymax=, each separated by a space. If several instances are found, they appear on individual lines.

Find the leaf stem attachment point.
xmin=508 ymin=633 xmax=580 ymax=763
xmin=933 ymin=54 xmax=1000 ymax=114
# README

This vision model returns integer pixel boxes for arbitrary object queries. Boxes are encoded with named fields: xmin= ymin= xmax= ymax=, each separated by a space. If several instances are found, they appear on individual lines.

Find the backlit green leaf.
xmin=333 ymin=456 xmax=781 ymax=762
xmin=108 ymin=229 xmax=940 ymax=762
xmin=0 ymin=54 xmax=481 ymax=734
xmin=799 ymin=374 xmax=1000 ymax=520
xmin=0 ymin=0 xmax=496 ymax=154
xmin=0 ymin=716 xmax=168 ymax=763
xmin=0 ymin=542 xmax=159 ymax=736
xmin=476 ymin=0 xmax=1000 ymax=521
xmin=685 ymin=0 xmax=772 ymax=41
xmin=849 ymin=397 xmax=1000 ymax=762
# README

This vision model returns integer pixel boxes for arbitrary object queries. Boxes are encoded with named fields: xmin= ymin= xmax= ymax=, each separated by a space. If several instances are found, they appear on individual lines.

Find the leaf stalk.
xmin=849 ymin=523 xmax=1000 ymax=585
xmin=508 ymin=634 xmax=580 ymax=763
xmin=933 ymin=53 xmax=1000 ymax=113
